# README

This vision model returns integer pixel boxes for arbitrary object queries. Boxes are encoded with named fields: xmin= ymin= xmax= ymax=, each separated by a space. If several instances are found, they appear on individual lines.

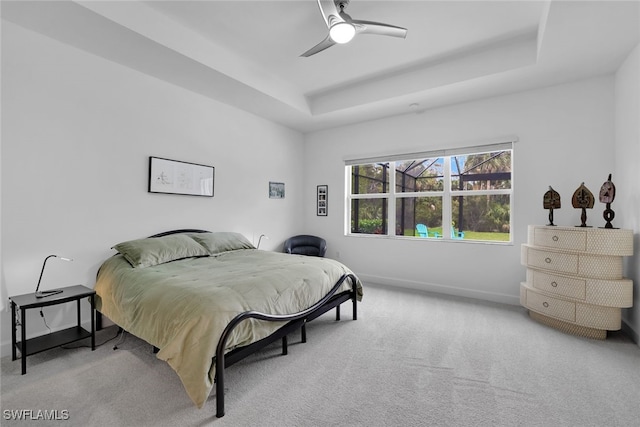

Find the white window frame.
xmin=345 ymin=138 xmax=516 ymax=243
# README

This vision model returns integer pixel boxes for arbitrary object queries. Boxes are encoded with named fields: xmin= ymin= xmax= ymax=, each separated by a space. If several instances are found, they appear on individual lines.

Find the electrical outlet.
xmin=335 ymin=251 xmax=340 ymax=259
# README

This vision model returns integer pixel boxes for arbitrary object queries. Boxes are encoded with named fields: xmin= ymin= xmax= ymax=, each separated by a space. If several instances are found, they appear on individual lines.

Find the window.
xmin=346 ymin=141 xmax=514 ymax=242
xmin=350 ymin=163 xmax=389 ymax=234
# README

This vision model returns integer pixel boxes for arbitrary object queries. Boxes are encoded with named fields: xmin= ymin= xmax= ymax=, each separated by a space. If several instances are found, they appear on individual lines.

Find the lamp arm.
xmin=257 ymin=234 xmax=269 ymax=249
xmin=35 ymin=255 xmax=58 ymax=293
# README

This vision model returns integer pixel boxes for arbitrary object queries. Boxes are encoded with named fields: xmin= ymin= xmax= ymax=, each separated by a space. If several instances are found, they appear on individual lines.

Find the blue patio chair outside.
xmin=434 ymin=226 xmax=465 ymax=239
xmin=452 ymin=227 xmax=465 ymax=239
xmin=416 ymin=223 xmax=429 ymax=238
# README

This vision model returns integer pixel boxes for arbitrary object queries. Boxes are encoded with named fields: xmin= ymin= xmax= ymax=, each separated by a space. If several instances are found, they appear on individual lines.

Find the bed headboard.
xmin=148 ymin=229 xmax=210 ymax=238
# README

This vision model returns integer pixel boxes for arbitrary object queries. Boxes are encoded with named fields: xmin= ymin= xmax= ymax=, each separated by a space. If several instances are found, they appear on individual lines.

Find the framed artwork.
xmin=317 ymin=185 xmax=328 ymax=216
xmin=269 ymin=181 xmax=285 ymax=199
xmin=148 ymin=156 xmax=214 ymax=197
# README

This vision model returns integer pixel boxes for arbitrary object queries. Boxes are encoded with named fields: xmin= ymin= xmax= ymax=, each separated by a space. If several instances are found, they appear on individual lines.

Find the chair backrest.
xmin=283 ymin=235 xmax=327 ymax=257
xmin=416 ymin=224 xmax=428 ymax=237
xmin=451 ymin=226 xmax=465 ymax=239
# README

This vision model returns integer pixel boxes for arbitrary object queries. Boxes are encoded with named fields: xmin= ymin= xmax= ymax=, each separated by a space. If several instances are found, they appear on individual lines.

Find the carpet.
xmin=2 ymin=284 xmax=639 ymax=426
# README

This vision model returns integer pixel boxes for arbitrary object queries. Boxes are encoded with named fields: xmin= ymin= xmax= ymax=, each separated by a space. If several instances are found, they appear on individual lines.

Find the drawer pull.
xmin=545 ymin=257 xmax=552 ymax=264
xmin=552 ymin=236 xmax=559 ymax=242
xmin=551 ymin=281 xmax=558 ymax=287
xmin=543 ymin=302 xmax=549 ymax=308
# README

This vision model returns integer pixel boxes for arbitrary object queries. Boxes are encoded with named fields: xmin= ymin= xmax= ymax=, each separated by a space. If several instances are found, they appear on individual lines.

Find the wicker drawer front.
xmin=526 ymin=269 xmax=633 ymax=307
xmin=533 ymin=227 xmax=586 ymax=251
xmin=575 ymin=304 xmax=621 ymax=330
xmin=525 ymin=288 xmax=575 ymax=322
xmin=578 ymin=255 xmax=623 ymax=279
xmin=523 ymin=246 xmax=578 ymax=275
xmin=527 ymin=269 xmax=585 ymax=299
xmin=528 ymin=226 xmax=633 ymax=256
xmin=522 ymin=246 xmax=624 ymax=279
xmin=522 ymin=284 xmax=623 ymax=330
xmin=585 ymin=279 xmax=633 ymax=307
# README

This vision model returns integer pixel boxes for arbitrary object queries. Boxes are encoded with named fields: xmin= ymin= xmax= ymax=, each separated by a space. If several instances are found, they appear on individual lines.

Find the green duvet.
xmin=94 ymin=249 xmax=363 ymax=408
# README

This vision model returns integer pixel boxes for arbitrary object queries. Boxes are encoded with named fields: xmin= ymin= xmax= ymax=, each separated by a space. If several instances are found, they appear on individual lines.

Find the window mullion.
xmin=350 ymin=193 xmax=389 ymax=199
xmin=442 ymin=157 xmax=452 ymax=240
xmin=450 ymin=189 xmax=511 ymax=196
xmin=345 ymin=166 xmax=352 ymax=235
xmin=388 ymin=162 xmax=396 ymax=236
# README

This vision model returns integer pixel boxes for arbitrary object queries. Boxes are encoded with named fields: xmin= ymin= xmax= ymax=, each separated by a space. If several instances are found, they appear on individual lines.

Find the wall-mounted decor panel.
xmin=149 ymin=156 xmax=214 ymax=197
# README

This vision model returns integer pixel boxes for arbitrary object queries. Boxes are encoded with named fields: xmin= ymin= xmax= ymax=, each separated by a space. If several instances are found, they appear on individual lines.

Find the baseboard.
xmin=621 ymin=320 xmax=639 ymax=347
xmin=356 ymin=273 xmax=521 ymax=306
xmin=1 ymin=341 xmax=11 ymax=359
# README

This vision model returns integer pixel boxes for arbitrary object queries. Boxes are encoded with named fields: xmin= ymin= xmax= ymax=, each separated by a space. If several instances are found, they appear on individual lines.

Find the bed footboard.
xmin=214 ymin=273 xmax=359 ymax=418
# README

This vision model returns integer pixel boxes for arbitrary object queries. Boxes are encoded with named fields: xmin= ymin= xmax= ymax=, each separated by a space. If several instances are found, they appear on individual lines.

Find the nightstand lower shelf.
xmin=16 ymin=326 xmax=92 ymax=357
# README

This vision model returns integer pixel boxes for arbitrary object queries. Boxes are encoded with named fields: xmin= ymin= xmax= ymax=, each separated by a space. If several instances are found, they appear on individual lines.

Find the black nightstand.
xmin=9 ymin=285 xmax=96 ymax=374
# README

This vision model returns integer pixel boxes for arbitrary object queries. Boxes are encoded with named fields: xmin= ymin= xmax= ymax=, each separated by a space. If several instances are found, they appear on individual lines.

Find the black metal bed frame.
xmin=96 ymin=229 xmax=359 ymax=418
xmin=214 ymin=272 xmax=358 ymax=417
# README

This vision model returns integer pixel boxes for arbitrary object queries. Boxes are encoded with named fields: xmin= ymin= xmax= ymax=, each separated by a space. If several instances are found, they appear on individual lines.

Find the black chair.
xmin=282 ymin=235 xmax=327 ymax=257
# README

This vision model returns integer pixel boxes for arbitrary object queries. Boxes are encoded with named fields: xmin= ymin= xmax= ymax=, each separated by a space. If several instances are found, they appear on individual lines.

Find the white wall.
xmin=615 ymin=42 xmax=640 ymax=343
xmin=304 ymin=76 xmax=617 ymax=306
xmin=2 ymin=19 xmax=637 ymax=358
xmin=0 ymin=22 xmax=305 ymax=355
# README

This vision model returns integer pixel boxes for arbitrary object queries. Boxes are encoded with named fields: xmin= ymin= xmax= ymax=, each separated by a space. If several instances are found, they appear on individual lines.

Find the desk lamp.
xmin=257 ymin=234 xmax=269 ymax=249
xmin=35 ymin=254 xmax=73 ymax=298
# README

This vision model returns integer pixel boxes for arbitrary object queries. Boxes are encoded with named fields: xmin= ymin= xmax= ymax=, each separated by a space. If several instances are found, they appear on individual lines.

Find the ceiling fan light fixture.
xmin=301 ymin=0 xmax=407 ymax=57
xmin=329 ymin=22 xmax=356 ymax=44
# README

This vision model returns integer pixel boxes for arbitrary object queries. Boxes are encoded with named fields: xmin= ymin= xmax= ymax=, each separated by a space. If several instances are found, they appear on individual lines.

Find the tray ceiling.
xmin=2 ymin=1 xmax=638 ymax=132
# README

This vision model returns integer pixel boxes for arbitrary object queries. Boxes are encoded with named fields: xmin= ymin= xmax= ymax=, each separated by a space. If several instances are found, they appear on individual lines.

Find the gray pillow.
xmin=188 ymin=232 xmax=255 ymax=255
xmin=113 ymin=234 xmax=209 ymax=268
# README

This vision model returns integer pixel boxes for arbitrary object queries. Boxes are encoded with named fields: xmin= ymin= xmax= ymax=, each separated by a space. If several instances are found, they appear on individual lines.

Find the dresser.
xmin=520 ymin=225 xmax=633 ymax=339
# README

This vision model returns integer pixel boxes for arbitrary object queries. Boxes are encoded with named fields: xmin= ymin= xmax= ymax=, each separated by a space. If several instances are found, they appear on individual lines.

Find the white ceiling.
xmin=3 ymin=1 xmax=639 ymax=133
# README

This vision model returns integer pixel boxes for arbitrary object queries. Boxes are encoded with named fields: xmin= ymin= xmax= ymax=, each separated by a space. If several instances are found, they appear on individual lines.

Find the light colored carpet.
xmin=1 ymin=284 xmax=639 ymax=426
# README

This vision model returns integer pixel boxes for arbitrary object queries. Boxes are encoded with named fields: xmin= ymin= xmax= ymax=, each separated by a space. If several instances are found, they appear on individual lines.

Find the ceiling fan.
xmin=301 ymin=0 xmax=408 ymax=57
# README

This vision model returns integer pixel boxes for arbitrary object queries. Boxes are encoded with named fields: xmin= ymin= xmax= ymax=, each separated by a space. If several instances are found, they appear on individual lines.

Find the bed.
xmin=93 ymin=229 xmax=362 ymax=417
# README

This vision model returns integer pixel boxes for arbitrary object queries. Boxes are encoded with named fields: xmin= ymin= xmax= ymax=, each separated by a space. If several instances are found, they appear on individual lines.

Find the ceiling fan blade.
xmin=316 ymin=0 xmax=330 ymax=27
xmin=300 ymin=35 xmax=337 ymax=57
xmin=352 ymin=20 xmax=408 ymax=38
xmin=318 ymin=0 xmax=343 ymax=28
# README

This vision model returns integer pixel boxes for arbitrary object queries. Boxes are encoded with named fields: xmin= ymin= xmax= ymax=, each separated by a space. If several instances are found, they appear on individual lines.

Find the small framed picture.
xmin=317 ymin=185 xmax=328 ymax=216
xmin=269 ymin=181 xmax=285 ymax=199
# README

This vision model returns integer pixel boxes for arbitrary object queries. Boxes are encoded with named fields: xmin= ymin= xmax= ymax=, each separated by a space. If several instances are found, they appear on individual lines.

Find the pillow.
xmin=113 ymin=234 xmax=209 ymax=268
xmin=188 ymin=232 xmax=255 ymax=255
